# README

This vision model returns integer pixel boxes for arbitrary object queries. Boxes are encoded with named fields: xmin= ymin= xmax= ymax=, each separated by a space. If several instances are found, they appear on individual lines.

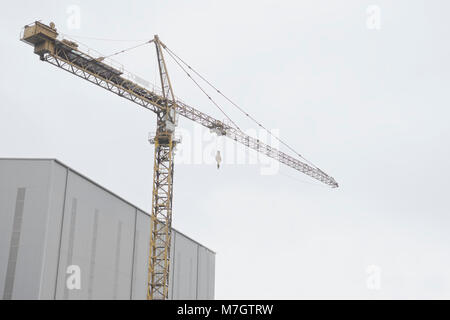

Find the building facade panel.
xmin=171 ymin=232 xmax=198 ymax=300
xmin=55 ymin=170 xmax=136 ymax=300
xmin=131 ymin=210 xmax=150 ymax=300
xmin=38 ymin=161 xmax=67 ymax=299
xmin=0 ymin=159 xmax=52 ymax=299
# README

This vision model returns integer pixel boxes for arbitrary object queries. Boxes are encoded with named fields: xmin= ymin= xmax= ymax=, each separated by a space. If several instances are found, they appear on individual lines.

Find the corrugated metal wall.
xmin=0 ymin=159 xmax=215 ymax=300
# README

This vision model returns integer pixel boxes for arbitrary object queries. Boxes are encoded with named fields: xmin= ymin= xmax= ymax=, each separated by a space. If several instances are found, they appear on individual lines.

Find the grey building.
xmin=0 ymin=158 xmax=215 ymax=300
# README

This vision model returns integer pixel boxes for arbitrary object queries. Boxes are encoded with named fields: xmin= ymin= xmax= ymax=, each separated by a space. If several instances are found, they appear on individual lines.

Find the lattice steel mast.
xmin=147 ymin=35 xmax=178 ymax=300
xmin=21 ymin=21 xmax=339 ymax=300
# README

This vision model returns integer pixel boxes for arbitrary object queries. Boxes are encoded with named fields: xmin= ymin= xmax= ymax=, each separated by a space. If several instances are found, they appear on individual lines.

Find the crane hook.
xmin=215 ymin=150 xmax=222 ymax=169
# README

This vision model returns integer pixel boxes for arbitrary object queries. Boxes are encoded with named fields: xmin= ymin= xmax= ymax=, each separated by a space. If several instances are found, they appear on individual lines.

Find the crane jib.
xmin=20 ymin=21 xmax=338 ymax=188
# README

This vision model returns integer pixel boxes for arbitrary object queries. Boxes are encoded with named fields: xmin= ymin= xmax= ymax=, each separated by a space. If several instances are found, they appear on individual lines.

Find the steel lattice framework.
xmin=148 ymin=134 xmax=174 ymax=299
xmin=147 ymin=36 xmax=178 ymax=300
xmin=37 ymin=42 xmax=338 ymax=187
xmin=21 ymin=20 xmax=338 ymax=300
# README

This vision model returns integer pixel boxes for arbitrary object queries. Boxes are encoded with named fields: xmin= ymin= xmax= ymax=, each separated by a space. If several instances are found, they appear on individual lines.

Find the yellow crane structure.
xmin=21 ymin=21 xmax=338 ymax=300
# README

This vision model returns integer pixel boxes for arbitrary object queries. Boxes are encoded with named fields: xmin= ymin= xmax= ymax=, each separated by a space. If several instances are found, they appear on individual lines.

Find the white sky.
xmin=1 ymin=0 xmax=450 ymax=299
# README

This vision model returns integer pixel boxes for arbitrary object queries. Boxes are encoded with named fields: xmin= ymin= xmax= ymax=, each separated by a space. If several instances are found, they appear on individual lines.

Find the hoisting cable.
xmin=164 ymin=48 xmax=241 ymax=130
xmin=60 ymin=33 xmax=149 ymax=42
xmin=61 ymin=33 xmax=154 ymax=61
xmin=163 ymin=45 xmax=325 ymax=171
xmin=100 ymin=40 xmax=154 ymax=60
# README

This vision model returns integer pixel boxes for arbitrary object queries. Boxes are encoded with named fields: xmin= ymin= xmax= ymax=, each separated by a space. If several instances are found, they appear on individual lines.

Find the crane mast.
xmin=20 ymin=21 xmax=339 ymax=300
xmin=148 ymin=36 xmax=178 ymax=300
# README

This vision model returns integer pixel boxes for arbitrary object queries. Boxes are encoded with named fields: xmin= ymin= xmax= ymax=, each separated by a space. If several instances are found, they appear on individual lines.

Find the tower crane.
xmin=20 ymin=21 xmax=338 ymax=300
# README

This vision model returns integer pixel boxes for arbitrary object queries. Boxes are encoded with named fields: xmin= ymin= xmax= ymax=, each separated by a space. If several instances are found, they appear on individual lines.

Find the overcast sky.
xmin=1 ymin=0 xmax=450 ymax=299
